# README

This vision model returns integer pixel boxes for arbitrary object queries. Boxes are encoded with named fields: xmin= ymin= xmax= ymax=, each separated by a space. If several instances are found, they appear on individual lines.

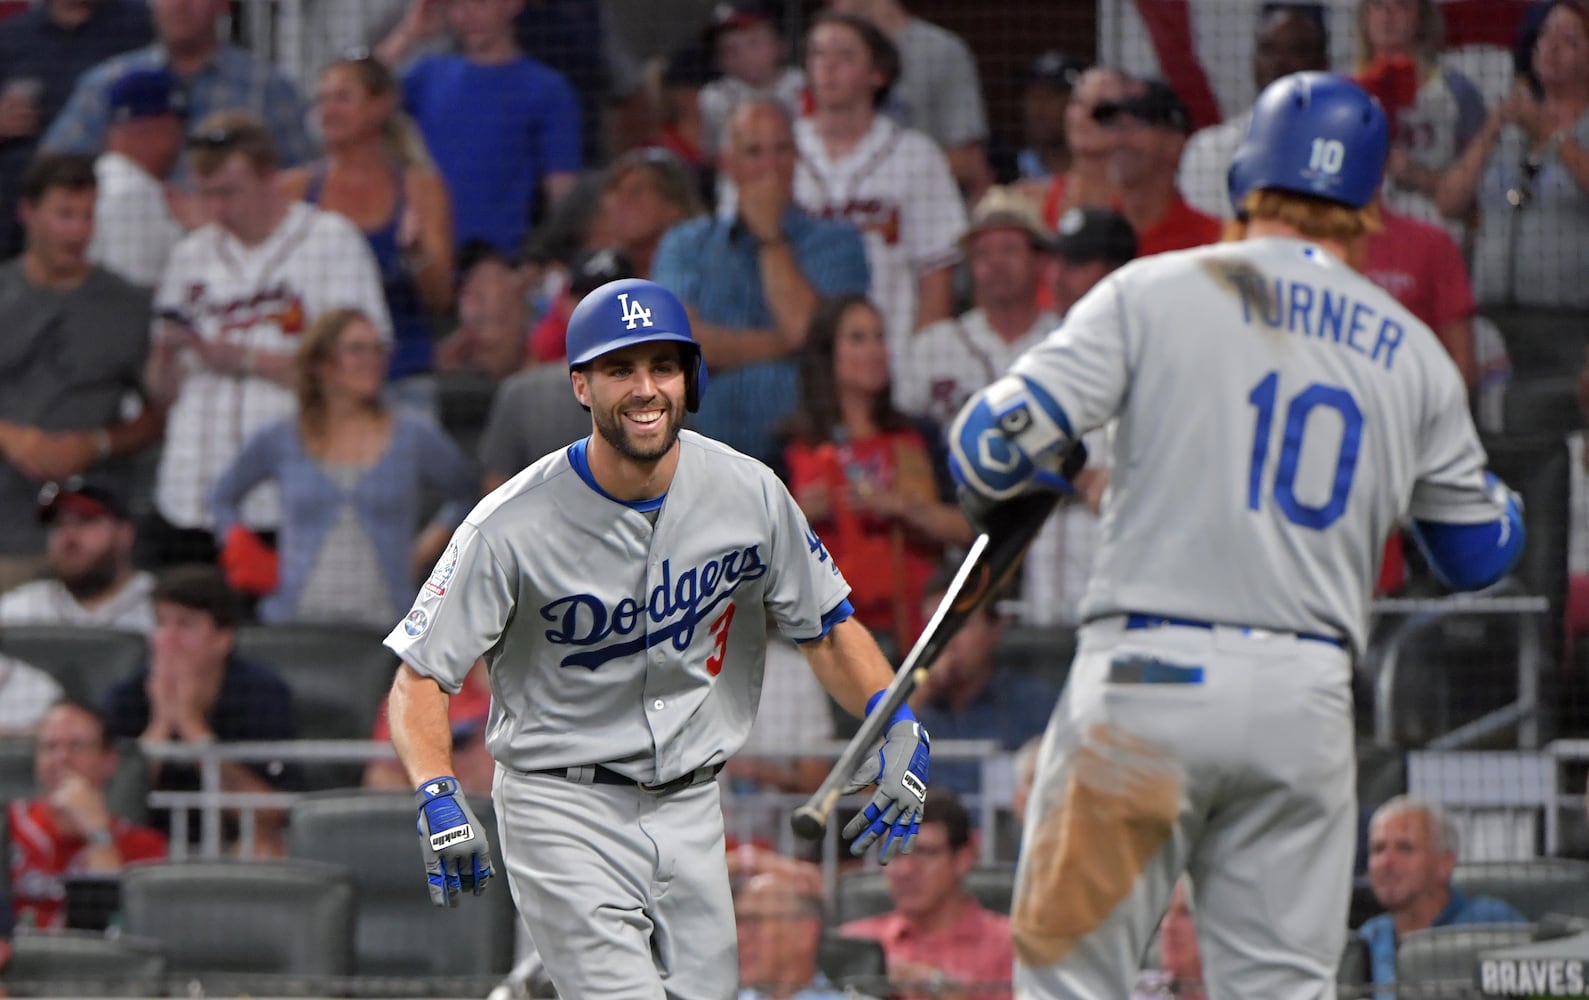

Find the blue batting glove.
xmin=416 ymin=775 xmax=493 ymax=907
xmin=842 ymin=693 xmax=930 ymax=864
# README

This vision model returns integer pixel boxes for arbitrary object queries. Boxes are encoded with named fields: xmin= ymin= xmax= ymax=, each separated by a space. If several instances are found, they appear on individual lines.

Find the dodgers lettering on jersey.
xmin=541 ymin=546 xmax=768 ymax=669
xmin=384 ymin=431 xmax=851 ymax=784
xmin=1009 ymin=236 xmax=1506 ymax=653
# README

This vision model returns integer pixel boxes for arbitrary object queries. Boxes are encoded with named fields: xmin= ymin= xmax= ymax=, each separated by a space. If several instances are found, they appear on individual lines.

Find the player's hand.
xmin=416 ymin=775 xmax=493 ymax=907
xmin=841 ymin=718 xmax=930 ymax=864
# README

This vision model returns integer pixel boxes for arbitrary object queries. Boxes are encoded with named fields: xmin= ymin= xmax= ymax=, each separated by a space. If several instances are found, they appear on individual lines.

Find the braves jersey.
xmin=793 ymin=116 xmax=966 ymax=356
xmin=153 ymin=202 xmax=391 ymax=529
xmin=385 ymin=431 xmax=852 ymax=784
xmin=895 ymin=307 xmax=1059 ymax=428
xmin=1013 ymin=237 xmax=1504 ymax=653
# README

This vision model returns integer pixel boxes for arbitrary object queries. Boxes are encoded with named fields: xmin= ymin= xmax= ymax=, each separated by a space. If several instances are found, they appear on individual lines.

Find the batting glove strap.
xmin=415 ymin=775 xmax=493 ymax=908
xmin=864 ymin=689 xmax=917 ymax=729
xmin=842 ymin=720 xmax=931 ymax=864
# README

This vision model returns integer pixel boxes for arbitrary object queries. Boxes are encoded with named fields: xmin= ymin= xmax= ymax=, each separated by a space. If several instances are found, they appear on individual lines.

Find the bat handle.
xmin=790 ymin=788 xmax=841 ymax=841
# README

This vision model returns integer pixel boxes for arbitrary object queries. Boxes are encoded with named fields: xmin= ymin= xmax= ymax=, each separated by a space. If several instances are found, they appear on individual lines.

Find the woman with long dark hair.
xmin=782 ymin=294 xmax=969 ymax=652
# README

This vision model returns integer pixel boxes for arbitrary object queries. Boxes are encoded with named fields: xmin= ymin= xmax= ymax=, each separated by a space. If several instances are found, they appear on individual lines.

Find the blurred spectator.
xmin=1357 ymin=0 xmax=1488 ymax=235
xmin=104 ymin=565 xmax=300 ymax=854
xmin=699 ymin=1 xmax=805 ymax=159
xmin=478 ymin=361 xmax=594 ymax=491
xmin=1130 ymin=880 xmax=1205 ymax=1000
xmin=726 ymin=843 xmax=825 ymax=896
xmin=654 ymin=97 xmax=870 ymax=466
xmin=210 ymin=308 xmax=475 ymax=628
xmin=650 ymin=43 xmax=715 ymax=182
xmin=365 ymin=660 xmax=493 ymax=795
xmin=0 ymin=0 xmax=155 ymax=259
xmin=783 ymin=295 xmax=970 ymax=653
xmin=282 ymin=53 xmax=454 ymax=418
xmin=1035 ymin=67 xmax=1128 ymax=228
xmin=0 ymin=653 xmax=63 ymax=737
xmin=1014 ymin=51 xmax=1086 ymax=183
xmin=1363 ymin=206 xmax=1479 ymax=389
xmin=1437 ymin=0 xmax=1589 ymax=307
xmin=839 ymin=791 xmax=1013 ymax=999
xmin=144 ymin=112 xmax=390 ymax=568
xmin=44 ymin=0 xmax=314 ymax=168
xmin=593 ymin=147 xmax=705 ymax=281
xmin=1019 ymin=208 xmax=1135 ymax=628
xmin=895 ymin=187 xmax=1059 ymax=429
xmin=1358 ymin=796 xmax=1526 ymax=991
xmin=435 ymin=244 xmax=530 ymax=380
xmin=737 ymin=871 xmax=869 ymax=1000
xmin=7 ymin=701 xmax=167 ymax=930
xmin=526 ymin=245 xmax=638 ymax=364
xmin=513 ymin=0 xmax=644 ymax=164
xmin=1095 ymin=80 xmax=1221 ymax=256
xmin=378 ymin=0 xmax=581 ymax=254
xmin=87 ymin=66 xmax=188 ymax=290
xmin=1047 ymin=206 xmax=1138 ymax=317
xmin=0 ymin=153 xmax=157 ymax=592
xmin=830 ymin=0 xmax=992 ymax=201
xmin=1178 ymin=5 xmax=1331 ymax=220
xmin=0 ymin=479 xmax=154 ymax=633
xmin=907 ymin=563 xmax=1058 ymax=798
xmin=796 ymin=12 xmax=964 ymax=354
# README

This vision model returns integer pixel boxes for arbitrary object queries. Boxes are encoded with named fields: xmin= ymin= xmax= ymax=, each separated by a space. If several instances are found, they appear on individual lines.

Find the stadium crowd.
xmin=0 ymin=0 xmax=1586 ymax=997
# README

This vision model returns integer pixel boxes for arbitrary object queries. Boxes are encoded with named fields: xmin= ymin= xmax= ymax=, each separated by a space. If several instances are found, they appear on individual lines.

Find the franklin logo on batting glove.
xmin=415 ymin=775 xmax=493 ymax=908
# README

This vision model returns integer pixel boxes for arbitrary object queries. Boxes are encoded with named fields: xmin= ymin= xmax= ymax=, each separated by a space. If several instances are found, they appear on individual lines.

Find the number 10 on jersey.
xmin=1247 ymin=371 xmax=1363 ymax=530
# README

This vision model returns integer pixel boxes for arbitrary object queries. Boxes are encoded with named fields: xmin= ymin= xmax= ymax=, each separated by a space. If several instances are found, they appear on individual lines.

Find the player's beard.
xmin=593 ymin=401 xmax=682 ymax=464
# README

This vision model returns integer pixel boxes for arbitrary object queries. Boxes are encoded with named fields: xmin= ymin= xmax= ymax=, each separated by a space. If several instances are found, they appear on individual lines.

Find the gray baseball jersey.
xmin=384 ymin=430 xmax=853 ymax=785
xmin=1013 ymin=236 xmax=1504 ymax=652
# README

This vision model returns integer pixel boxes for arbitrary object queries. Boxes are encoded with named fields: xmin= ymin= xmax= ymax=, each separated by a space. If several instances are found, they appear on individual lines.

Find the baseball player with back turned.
xmin=382 ymin=277 xmax=931 ymax=999
xmin=948 ymin=73 xmax=1526 ymax=999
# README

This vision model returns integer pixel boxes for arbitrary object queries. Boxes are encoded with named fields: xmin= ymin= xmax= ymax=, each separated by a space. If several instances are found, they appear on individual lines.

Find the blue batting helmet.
xmin=1227 ymin=72 xmax=1389 ymax=213
xmin=565 ymin=278 xmax=707 ymax=412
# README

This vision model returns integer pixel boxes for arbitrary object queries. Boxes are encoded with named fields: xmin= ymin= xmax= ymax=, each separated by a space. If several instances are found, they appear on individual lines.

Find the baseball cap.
xmin=108 ymin=67 xmax=187 ymax=124
xmin=1092 ymin=80 xmax=1192 ymax=134
xmin=705 ymin=0 xmax=773 ymax=42
xmin=569 ymin=247 xmax=637 ymax=299
xmin=1050 ymin=207 xmax=1138 ymax=265
xmin=36 ymin=478 xmax=130 ymax=525
xmin=1027 ymin=51 xmax=1086 ymax=91
xmin=959 ymin=186 xmax=1050 ymax=252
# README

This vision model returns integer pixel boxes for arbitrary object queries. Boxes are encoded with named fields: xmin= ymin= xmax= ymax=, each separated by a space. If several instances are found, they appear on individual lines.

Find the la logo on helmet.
xmin=618 ymin=292 xmax=654 ymax=331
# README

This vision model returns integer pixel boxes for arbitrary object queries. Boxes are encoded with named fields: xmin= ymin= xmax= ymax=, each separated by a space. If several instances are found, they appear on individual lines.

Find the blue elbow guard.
xmin=948 ymin=375 xmax=1077 ymax=500
xmin=1410 ymin=475 xmax=1526 ymax=591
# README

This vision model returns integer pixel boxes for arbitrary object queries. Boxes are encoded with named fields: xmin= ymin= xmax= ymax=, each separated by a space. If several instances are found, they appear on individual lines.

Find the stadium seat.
xmin=1453 ymin=859 xmax=1589 ymax=923
xmin=1338 ymin=934 xmax=1371 ymax=995
xmin=435 ymin=369 xmax=498 ymax=462
xmin=120 ymin=859 xmax=354 ymax=997
xmin=817 ymin=933 xmax=888 ymax=996
xmin=1498 ymin=375 xmax=1583 ymax=435
xmin=287 ymin=790 xmax=514 ymax=994
xmin=0 ymin=626 xmax=147 ymax=710
xmin=0 ymin=737 xmax=30 ymax=804
xmin=2 ymin=930 xmax=165 ymax=997
xmin=234 ymin=624 xmax=397 ymax=788
xmin=1395 ymin=922 xmax=1536 ymax=998
xmin=834 ymin=863 xmax=1016 ymax=925
xmin=995 ymin=624 xmax=1077 ymax=684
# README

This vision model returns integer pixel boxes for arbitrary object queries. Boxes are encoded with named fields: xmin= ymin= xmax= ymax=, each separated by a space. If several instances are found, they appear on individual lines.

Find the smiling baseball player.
xmin=948 ymin=73 xmax=1525 ymax=998
xmin=383 ymin=278 xmax=929 ymax=999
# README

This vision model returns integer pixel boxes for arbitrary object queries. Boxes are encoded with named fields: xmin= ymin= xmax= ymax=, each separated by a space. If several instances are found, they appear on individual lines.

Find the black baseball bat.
xmin=790 ymin=487 xmax=1067 ymax=841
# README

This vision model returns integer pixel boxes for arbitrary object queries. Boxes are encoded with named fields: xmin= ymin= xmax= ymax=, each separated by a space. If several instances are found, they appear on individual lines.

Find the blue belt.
xmin=1123 ymin=613 xmax=1347 ymax=650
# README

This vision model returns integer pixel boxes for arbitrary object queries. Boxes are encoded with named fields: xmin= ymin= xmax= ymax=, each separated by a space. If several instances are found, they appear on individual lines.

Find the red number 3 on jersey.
xmin=706 ymin=603 xmax=737 ymax=677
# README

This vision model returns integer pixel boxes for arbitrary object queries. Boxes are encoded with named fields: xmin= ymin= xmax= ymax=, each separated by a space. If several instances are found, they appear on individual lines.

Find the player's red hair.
xmin=1223 ymin=190 xmax=1381 ymax=270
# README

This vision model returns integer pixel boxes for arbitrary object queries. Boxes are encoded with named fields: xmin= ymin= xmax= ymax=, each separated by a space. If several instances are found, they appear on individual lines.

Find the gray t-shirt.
xmin=478 ymin=363 xmax=593 ymax=482
xmin=0 ymin=262 xmax=151 ymax=555
xmin=1473 ymin=111 xmax=1589 ymax=308
xmin=1010 ymin=237 xmax=1503 ymax=653
xmin=385 ymin=431 xmax=852 ymax=784
xmin=882 ymin=17 xmax=989 ymax=149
